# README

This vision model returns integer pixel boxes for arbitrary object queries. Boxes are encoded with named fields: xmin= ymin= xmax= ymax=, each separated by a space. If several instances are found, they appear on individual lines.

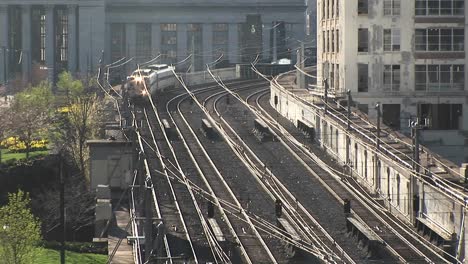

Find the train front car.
xmin=125 ymin=64 xmax=176 ymax=104
xmin=126 ymin=69 xmax=152 ymax=104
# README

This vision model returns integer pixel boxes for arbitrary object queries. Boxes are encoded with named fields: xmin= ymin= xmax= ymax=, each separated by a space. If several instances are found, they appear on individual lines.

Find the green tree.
xmin=7 ymin=83 xmax=53 ymax=159
xmin=0 ymin=190 xmax=42 ymax=264
xmin=54 ymin=72 xmax=103 ymax=179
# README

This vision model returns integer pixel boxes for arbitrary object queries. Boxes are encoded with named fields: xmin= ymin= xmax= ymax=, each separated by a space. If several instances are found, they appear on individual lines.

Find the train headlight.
xmin=141 ymin=89 xmax=148 ymax=96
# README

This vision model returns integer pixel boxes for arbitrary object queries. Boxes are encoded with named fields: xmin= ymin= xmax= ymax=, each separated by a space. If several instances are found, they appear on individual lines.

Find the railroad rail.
xmin=199 ymin=66 xmax=455 ymax=263
xmin=167 ymin=80 xmax=278 ymax=263
xmin=250 ymin=88 xmax=453 ymax=263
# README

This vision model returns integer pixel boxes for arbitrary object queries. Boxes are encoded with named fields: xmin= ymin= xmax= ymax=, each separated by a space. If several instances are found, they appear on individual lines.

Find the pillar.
xmin=0 ymin=5 xmax=9 ymax=85
xmin=125 ymin=23 xmax=136 ymax=62
xmin=228 ymin=23 xmax=239 ymax=64
xmin=45 ymin=5 xmax=55 ymax=84
xmin=176 ymin=23 xmax=187 ymax=63
xmin=151 ymin=23 xmax=161 ymax=57
xmin=78 ymin=4 xmax=105 ymax=75
xmin=21 ymin=5 xmax=31 ymax=81
xmin=67 ymin=5 xmax=77 ymax=73
xmin=202 ymin=24 xmax=213 ymax=67
xmin=262 ymin=23 xmax=270 ymax=61
xmin=104 ymin=23 xmax=111 ymax=64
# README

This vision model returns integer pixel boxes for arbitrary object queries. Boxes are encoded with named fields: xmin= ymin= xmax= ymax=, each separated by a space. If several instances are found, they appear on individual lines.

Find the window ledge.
xmin=414 ymin=52 xmax=465 ymax=59
xmin=414 ymin=16 xmax=464 ymax=24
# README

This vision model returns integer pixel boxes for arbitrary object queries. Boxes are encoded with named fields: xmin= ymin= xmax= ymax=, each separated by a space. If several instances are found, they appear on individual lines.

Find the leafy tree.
xmin=53 ymin=72 xmax=103 ymax=180
xmin=7 ymin=83 xmax=52 ymax=159
xmin=0 ymin=190 xmax=42 ymax=264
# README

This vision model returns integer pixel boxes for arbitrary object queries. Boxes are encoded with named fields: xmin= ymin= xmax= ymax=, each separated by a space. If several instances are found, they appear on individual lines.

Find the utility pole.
xmin=409 ymin=117 xmax=429 ymax=225
xmin=59 ymin=154 xmax=66 ymax=264
xmin=144 ymin=178 xmax=153 ymax=262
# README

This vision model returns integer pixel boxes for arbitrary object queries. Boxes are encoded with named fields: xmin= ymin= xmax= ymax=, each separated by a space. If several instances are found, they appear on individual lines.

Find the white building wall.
xmin=317 ymin=0 xmax=468 ymax=165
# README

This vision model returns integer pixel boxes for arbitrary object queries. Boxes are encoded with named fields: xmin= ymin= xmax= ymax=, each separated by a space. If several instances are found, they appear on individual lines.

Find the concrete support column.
xmin=67 ymin=5 xmax=78 ymax=73
xmin=289 ymin=23 xmax=304 ymax=62
xmin=125 ymin=23 xmax=136 ymax=62
xmin=78 ymin=4 xmax=105 ymax=75
xmin=228 ymin=23 xmax=239 ymax=64
xmin=262 ymin=23 xmax=270 ymax=61
xmin=202 ymin=24 xmax=213 ymax=67
xmin=45 ymin=5 xmax=55 ymax=84
xmin=176 ymin=23 xmax=187 ymax=63
xmin=104 ymin=23 xmax=111 ymax=64
xmin=0 ymin=5 xmax=9 ymax=85
xmin=21 ymin=5 xmax=31 ymax=82
xmin=151 ymin=23 xmax=161 ymax=57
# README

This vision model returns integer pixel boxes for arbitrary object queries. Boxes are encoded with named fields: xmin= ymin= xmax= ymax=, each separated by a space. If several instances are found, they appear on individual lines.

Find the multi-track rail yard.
xmin=120 ymin=74 xmax=454 ymax=263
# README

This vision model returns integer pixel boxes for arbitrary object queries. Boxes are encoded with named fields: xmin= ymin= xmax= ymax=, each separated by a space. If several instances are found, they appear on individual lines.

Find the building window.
xmin=382 ymin=104 xmax=401 ymax=130
xmin=40 ymin=14 xmax=46 ymax=63
xmin=331 ymin=30 xmax=335 ymax=52
xmin=383 ymin=29 xmax=400 ymax=51
xmin=415 ymin=64 xmax=464 ymax=91
xmin=336 ymin=0 xmax=339 ymax=17
xmin=419 ymin=104 xmax=462 ymax=130
xmin=136 ymin=24 xmax=152 ymax=62
xmin=161 ymin=23 xmax=177 ymax=64
xmin=384 ymin=0 xmax=401 ymax=15
xmin=336 ymin=30 xmax=340 ymax=53
xmin=415 ymin=28 xmax=464 ymax=51
xmin=358 ymin=0 xmax=369 ymax=14
xmin=56 ymin=8 xmax=68 ymax=63
xmin=396 ymin=174 xmax=400 ymax=206
xmin=416 ymin=0 xmax=465 ymax=16
xmin=110 ymin=24 xmax=126 ymax=63
xmin=358 ymin=28 xmax=369 ymax=52
xmin=364 ymin=150 xmax=368 ymax=179
xmin=31 ymin=8 xmax=45 ymax=65
xmin=358 ymin=64 xmax=368 ymax=92
xmin=335 ymin=64 xmax=340 ymax=90
xmin=383 ymin=65 xmax=400 ymax=91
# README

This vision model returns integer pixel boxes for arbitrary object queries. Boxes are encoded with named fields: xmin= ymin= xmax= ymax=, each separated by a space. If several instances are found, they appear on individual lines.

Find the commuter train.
xmin=126 ymin=64 xmax=175 ymax=102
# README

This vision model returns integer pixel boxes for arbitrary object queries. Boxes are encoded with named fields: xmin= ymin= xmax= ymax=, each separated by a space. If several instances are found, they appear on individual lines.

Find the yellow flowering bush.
xmin=0 ymin=137 xmax=48 ymax=153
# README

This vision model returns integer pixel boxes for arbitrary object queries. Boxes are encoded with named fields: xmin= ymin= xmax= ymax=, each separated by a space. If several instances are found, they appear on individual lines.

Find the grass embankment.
xmin=0 ymin=149 xmax=49 ymax=163
xmin=35 ymin=248 xmax=107 ymax=264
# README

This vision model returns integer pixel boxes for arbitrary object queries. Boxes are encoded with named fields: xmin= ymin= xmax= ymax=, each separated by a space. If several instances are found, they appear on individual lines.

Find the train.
xmin=125 ymin=64 xmax=175 ymax=102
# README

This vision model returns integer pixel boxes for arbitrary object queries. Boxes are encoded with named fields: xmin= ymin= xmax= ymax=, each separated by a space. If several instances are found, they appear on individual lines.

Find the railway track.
xmin=201 ymin=87 xmax=356 ymax=263
xmin=247 ymin=88 xmax=453 ymax=263
xmin=194 ymin=70 xmax=453 ymax=263
xmin=165 ymin=80 xmax=279 ymax=264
